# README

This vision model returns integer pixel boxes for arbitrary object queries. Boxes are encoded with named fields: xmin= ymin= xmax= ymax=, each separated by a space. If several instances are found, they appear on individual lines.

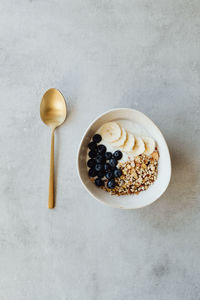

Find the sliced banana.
xmin=131 ymin=137 xmax=145 ymax=156
xmin=142 ymin=136 xmax=155 ymax=155
xmin=100 ymin=122 xmax=121 ymax=143
xmin=121 ymin=132 xmax=135 ymax=152
xmin=111 ymin=127 xmax=127 ymax=148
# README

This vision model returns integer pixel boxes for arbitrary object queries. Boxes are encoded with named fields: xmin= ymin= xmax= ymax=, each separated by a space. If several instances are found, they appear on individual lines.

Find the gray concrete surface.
xmin=0 ymin=0 xmax=200 ymax=299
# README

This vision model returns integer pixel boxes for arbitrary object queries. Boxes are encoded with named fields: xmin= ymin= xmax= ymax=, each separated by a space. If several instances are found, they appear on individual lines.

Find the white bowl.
xmin=77 ymin=108 xmax=171 ymax=209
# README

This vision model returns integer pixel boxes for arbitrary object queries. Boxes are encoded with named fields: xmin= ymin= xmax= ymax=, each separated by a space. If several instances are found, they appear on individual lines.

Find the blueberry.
xmin=105 ymin=170 xmax=114 ymax=180
xmin=97 ymin=170 xmax=105 ymax=178
xmin=88 ymin=168 xmax=97 ymax=177
xmin=87 ymin=159 xmax=96 ymax=168
xmin=95 ymin=178 xmax=103 ymax=187
xmin=93 ymin=134 xmax=102 ymax=143
xmin=95 ymin=163 xmax=103 ymax=172
xmin=109 ymin=163 xmax=117 ymax=170
xmin=109 ymin=158 xmax=117 ymax=168
xmin=107 ymin=179 xmax=116 ymax=189
xmin=104 ymin=163 xmax=110 ymax=171
xmin=114 ymin=168 xmax=122 ymax=178
xmin=88 ymin=141 xmax=97 ymax=151
xmin=97 ymin=144 xmax=106 ymax=154
xmin=96 ymin=155 xmax=105 ymax=164
xmin=113 ymin=150 xmax=123 ymax=160
xmin=105 ymin=152 xmax=112 ymax=160
xmin=89 ymin=151 xmax=97 ymax=158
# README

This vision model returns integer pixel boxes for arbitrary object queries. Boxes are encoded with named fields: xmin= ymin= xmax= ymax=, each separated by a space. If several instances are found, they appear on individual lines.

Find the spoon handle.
xmin=48 ymin=130 xmax=55 ymax=208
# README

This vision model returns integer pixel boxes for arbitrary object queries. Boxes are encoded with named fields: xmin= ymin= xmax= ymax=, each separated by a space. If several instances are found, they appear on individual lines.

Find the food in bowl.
xmin=87 ymin=119 xmax=159 ymax=196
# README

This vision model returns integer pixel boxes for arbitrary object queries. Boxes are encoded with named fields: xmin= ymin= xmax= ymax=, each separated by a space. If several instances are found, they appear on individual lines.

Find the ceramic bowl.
xmin=77 ymin=108 xmax=171 ymax=209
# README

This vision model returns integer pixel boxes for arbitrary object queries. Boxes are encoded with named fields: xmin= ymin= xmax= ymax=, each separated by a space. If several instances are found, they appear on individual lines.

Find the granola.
xmin=100 ymin=150 xmax=159 ymax=196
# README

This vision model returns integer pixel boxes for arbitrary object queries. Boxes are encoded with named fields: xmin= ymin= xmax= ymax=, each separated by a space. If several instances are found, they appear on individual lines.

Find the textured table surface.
xmin=0 ymin=1 xmax=200 ymax=299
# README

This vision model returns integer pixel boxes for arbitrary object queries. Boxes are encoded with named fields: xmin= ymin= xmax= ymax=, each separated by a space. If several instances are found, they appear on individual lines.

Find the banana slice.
xmin=100 ymin=122 xmax=122 ymax=143
xmin=131 ymin=137 xmax=145 ymax=156
xmin=121 ymin=132 xmax=135 ymax=152
xmin=142 ymin=136 xmax=155 ymax=155
xmin=111 ymin=127 xmax=127 ymax=148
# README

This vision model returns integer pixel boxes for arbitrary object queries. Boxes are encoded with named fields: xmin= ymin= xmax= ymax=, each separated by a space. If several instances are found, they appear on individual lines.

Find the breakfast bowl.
xmin=77 ymin=108 xmax=171 ymax=209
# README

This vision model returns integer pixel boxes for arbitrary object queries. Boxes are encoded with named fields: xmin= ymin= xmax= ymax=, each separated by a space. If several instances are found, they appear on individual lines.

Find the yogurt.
xmin=87 ymin=119 xmax=150 ymax=163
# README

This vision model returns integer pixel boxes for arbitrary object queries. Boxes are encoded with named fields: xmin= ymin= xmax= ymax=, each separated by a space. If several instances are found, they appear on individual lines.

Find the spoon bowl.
xmin=40 ymin=88 xmax=67 ymax=208
xmin=40 ymin=88 xmax=67 ymax=129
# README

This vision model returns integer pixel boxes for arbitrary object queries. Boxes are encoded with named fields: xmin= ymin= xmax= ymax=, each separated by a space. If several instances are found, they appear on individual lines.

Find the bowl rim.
xmin=77 ymin=108 xmax=172 ymax=209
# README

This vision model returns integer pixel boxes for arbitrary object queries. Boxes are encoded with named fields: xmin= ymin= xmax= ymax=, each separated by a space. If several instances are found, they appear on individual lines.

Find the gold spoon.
xmin=40 ymin=88 xmax=67 ymax=208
